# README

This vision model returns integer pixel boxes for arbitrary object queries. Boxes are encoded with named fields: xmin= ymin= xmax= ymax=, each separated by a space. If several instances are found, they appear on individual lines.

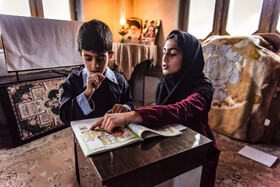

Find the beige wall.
xmin=83 ymin=0 xmax=134 ymax=42
xmin=133 ymin=0 xmax=179 ymax=65
xmin=133 ymin=0 xmax=179 ymax=48
xmin=83 ymin=0 xmax=180 ymax=64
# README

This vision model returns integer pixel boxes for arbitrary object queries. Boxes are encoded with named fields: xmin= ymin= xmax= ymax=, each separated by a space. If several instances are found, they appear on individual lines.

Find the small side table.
xmin=110 ymin=43 xmax=158 ymax=80
xmin=74 ymin=127 xmax=213 ymax=187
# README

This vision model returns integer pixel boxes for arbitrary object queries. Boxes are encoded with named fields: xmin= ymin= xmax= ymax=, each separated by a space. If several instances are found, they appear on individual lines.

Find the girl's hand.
xmin=106 ymin=104 xmax=129 ymax=114
xmin=90 ymin=111 xmax=143 ymax=133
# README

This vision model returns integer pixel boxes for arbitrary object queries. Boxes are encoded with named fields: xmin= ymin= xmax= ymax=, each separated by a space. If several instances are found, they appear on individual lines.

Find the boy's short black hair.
xmin=77 ymin=19 xmax=113 ymax=53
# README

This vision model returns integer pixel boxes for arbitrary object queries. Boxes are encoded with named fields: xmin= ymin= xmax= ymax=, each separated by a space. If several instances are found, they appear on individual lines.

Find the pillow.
xmin=0 ymin=77 xmax=67 ymax=146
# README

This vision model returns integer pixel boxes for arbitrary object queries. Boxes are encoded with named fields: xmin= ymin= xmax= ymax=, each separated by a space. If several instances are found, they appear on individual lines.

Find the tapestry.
xmin=5 ymin=77 xmax=66 ymax=144
xmin=202 ymin=35 xmax=280 ymax=143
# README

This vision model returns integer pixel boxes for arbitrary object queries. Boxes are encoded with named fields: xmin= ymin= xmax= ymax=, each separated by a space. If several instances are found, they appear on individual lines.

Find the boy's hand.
xmin=88 ymin=73 xmax=105 ymax=89
xmin=106 ymin=104 xmax=129 ymax=114
xmin=84 ymin=73 xmax=105 ymax=100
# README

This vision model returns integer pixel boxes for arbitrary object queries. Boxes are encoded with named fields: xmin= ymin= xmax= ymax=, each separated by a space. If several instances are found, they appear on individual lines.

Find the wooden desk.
xmin=75 ymin=128 xmax=212 ymax=187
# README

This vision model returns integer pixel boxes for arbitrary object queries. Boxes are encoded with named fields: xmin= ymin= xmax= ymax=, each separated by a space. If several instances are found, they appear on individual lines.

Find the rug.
xmin=0 ymin=127 xmax=279 ymax=187
xmin=214 ymin=131 xmax=280 ymax=187
xmin=0 ymin=128 xmax=78 ymax=187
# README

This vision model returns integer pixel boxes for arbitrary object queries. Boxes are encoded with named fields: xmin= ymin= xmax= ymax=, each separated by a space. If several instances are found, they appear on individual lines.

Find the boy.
xmin=59 ymin=19 xmax=133 ymax=126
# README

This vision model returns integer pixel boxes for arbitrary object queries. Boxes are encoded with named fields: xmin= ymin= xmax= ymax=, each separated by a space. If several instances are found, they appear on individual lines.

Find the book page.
xmin=128 ymin=123 xmax=183 ymax=139
xmin=71 ymin=118 xmax=142 ymax=157
xmin=169 ymin=124 xmax=187 ymax=131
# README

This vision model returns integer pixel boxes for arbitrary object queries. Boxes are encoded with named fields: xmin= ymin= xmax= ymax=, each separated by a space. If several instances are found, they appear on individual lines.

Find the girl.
xmin=91 ymin=30 xmax=220 ymax=187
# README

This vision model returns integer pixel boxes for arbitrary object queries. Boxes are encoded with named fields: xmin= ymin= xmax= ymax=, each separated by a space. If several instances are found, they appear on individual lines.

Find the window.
xmin=226 ymin=0 xmax=263 ymax=36
xmin=179 ymin=0 xmax=279 ymax=39
xmin=0 ymin=0 xmax=78 ymax=21
xmin=188 ymin=0 xmax=216 ymax=39
xmin=277 ymin=13 xmax=280 ymax=32
xmin=0 ymin=0 xmax=31 ymax=17
xmin=42 ymin=0 xmax=71 ymax=21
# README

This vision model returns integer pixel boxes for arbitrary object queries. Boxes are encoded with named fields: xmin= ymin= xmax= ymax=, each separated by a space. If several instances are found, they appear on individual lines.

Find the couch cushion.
xmin=202 ymin=35 xmax=280 ymax=143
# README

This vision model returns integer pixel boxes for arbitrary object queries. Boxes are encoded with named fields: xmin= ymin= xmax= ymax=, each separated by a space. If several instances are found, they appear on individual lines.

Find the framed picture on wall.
xmin=125 ymin=17 xmax=142 ymax=44
xmin=141 ymin=20 xmax=161 ymax=45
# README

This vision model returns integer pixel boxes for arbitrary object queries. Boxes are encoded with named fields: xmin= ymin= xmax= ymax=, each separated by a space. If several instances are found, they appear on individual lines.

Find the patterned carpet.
xmin=0 ymin=127 xmax=279 ymax=187
xmin=0 ymin=128 xmax=79 ymax=187
xmin=214 ymin=131 xmax=280 ymax=187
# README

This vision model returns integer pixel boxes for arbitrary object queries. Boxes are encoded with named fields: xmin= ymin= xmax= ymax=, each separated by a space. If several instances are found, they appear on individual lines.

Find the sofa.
xmin=202 ymin=34 xmax=280 ymax=143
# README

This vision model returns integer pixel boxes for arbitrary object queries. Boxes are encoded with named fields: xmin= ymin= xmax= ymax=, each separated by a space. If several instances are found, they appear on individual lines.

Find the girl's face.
xmin=162 ymin=38 xmax=183 ymax=75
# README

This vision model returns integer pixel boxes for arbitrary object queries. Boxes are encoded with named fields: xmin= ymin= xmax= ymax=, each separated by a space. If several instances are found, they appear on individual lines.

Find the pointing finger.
xmin=90 ymin=117 xmax=104 ymax=130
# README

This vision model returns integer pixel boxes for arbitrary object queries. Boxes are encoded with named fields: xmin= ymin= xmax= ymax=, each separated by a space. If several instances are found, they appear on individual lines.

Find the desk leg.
xmin=75 ymin=137 xmax=103 ymax=187
xmin=74 ymin=134 xmax=80 ymax=185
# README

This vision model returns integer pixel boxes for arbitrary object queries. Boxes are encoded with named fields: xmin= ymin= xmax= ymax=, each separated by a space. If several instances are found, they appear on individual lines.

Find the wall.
xmin=83 ymin=0 xmax=134 ymax=43
xmin=133 ymin=0 xmax=179 ymax=56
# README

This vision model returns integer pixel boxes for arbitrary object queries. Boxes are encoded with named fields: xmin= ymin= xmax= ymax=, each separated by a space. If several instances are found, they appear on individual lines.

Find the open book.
xmin=71 ymin=117 xmax=187 ymax=157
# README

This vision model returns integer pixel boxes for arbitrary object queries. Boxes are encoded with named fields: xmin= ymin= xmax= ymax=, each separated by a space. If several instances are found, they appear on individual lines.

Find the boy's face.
xmin=80 ymin=50 xmax=113 ymax=75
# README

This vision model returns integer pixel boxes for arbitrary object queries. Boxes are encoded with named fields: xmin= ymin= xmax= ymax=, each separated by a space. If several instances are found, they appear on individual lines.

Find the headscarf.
xmin=156 ymin=30 xmax=213 ymax=111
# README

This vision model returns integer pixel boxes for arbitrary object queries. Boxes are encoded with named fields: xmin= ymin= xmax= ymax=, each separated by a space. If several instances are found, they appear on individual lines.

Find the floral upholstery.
xmin=202 ymin=35 xmax=280 ymax=143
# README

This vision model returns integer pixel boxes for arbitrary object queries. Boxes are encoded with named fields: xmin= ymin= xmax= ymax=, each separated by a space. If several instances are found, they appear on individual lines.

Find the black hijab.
xmin=156 ymin=30 xmax=213 ymax=111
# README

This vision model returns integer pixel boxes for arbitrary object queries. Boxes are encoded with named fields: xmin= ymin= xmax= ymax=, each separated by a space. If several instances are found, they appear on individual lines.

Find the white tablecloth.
xmin=110 ymin=43 xmax=157 ymax=80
